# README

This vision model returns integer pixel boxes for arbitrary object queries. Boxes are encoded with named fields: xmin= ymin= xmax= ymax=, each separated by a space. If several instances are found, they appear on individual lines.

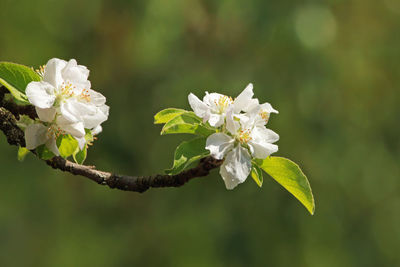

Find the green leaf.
xmin=154 ymin=108 xmax=188 ymax=124
xmin=36 ymin=145 xmax=55 ymax=160
xmin=73 ymin=146 xmax=87 ymax=164
xmin=251 ymin=163 xmax=263 ymax=187
xmin=56 ymin=135 xmax=79 ymax=159
xmin=0 ymin=62 xmax=41 ymax=103
xmin=259 ymin=157 xmax=315 ymax=215
xmin=165 ymin=137 xmax=209 ymax=175
xmin=17 ymin=147 xmax=30 ymax=162
xmin=161 ymin=112 xmax=215 ymax=136
xmin=84 ymin=129 xmax=94 ymax=143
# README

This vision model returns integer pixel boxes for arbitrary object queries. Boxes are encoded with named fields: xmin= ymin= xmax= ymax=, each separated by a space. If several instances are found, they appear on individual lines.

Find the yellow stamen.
xmin=260 ymin=110 xmax=270 ymax=123
xmin=60 ymin=81 xmax=75 ymax=97
xmin=46 ymin=125 xmax=65 ymax=139
xmin=79 ymin=89 xmax=91 ymax=102
xmin=35 ymin=65 xmax=46 ymax=77
xmin=214 ymin=95 xmax=233 ymax=113
xmin=238 ymin=129 xmax=252 ymax=144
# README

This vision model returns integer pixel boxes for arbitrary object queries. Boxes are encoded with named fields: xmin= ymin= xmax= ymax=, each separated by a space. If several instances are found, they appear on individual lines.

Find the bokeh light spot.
xmin=294 ymin=6 xmax=337 ymax=49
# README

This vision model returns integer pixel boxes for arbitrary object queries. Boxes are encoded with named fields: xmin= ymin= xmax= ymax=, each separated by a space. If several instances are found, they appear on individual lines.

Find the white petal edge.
xmin=208 ymin=113 xmax=224 ymax=127
xmin=252 ymin=127 xmax=280 ymax=143
xmin=219 ymin=145 xmax=252 ymax=190
xmin=233 ymin=83 xmax=254 ymax=113
xmin=42 ymin=58 xmax=67 ymax=88
xmin=61 ymin=59 xmax=90 ymax=84
xmin=248 ymin=141 xmax=278 ymax=159
xmin=25 ymin=123 xmax=48 ymax=150
xmin=260 ymin=102 xmax=279 ymax=114
xmin=205 ymin=133 xmax=234 ymax=160
xmin=45 ymin=137 xmax=60 ymax=156
xmin=26 ymin=81 xmax=56 ymax=109
xmin=225 ymin=107 xmax=240 ymax=135
xmin=188 ymin=93 xmax=209 ymax=119
xmin=59 ymin=121 xmax=86 ymax=138
xmin=35 ymin=107 xmax=56 ymax=122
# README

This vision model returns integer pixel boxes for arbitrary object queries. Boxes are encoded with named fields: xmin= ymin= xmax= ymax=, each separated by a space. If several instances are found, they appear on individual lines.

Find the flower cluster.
xmin=24 ymin=58 xmax=109 ymax=156
xmin=189 ymin=83 xmax=279 ymax=189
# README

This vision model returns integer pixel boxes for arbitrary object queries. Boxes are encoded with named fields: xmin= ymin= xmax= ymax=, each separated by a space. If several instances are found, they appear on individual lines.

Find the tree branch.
xmin=0 ymin=87 xmax=222 ymax=193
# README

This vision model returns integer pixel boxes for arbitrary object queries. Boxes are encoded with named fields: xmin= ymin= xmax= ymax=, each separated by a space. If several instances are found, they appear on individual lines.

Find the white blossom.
xmin=24 ymin=58 xmax=109 ymax=154
xmin=24 ymin=115 xmax=86 ymax=155
xmin=188 ymin=83 xmax=260 ymax=127
xmin=193 ymin=83 xmax=279 ymax=189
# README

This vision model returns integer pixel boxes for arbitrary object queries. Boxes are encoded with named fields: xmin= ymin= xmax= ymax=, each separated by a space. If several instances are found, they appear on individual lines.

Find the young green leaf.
xmin=84 ymin=129 xmax=94 ymax=143
xmin=251 ymin=163 xmax=263 ymax=187
xmin=73 ymin=146 xmax=87 ymax=164
xmin=17 ymin=147 xmax=30 ymax=162
xmin=165 ymin=137 xmax=209 ymax=175
xmin=154 ymin=108 xmax=188 ymax=124
xmin=0 ymin=62 xmax=41 ymax=103
xmin=258 ymin=157 xmax=315 ymax=215
xmin=36 ymin=145 xmax=55 ymax=160
xmin=161 ymin=112 xmax=215 ymax=136
xmin=56 ymin=135 xmax=79 ymax=159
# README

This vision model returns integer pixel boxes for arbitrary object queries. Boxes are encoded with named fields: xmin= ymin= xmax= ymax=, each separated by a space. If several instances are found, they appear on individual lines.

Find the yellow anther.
xmin=60 ymin=81 xmax=75 ymax=97
xmin=79 ymin=89 xmax=91 ymax=102
xmin=260 ymin=110 xmax=270 ymax=123
xmin=238 ymin=129 xmax=252 ymax=144
xmin=214 ymin=95 xmax=233 ymax=113
xmin=35 ymin=65 xmax=46 ymax=77
xmin=46 ymin=125 xmax=65 ymax=139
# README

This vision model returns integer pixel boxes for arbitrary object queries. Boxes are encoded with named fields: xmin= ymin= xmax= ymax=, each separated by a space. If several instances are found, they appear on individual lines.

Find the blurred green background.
xmin=1 ymin=0 xmax=399 ymax=266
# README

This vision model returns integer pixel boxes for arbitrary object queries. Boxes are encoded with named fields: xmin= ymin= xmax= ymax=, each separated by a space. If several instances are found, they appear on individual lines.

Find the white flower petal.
xmin=43 ymin=58 xmax=67 ymax=88
xmin=248 ymin=141 xmax=278 ymax=159
xmin=248 ymin=127 xmax=279 ymax=159
xmin=252 ymin=127 xmax=280 ymax=143
xmin=260 ymin=102 xmax=279 ymax=114
xmin=225 ymin=107 xmax=240 ymax=135
xmin=233 ymin=83 xmax=254 ymax=113
xmin=82 ymin=105 xmax=109 ymax=129
xmin=220 ymin=163 xmax=239 ymax=190
xmin=203 ymin=92 xmax=222 ymax=107
xmin=205 ymin=133 xmax=234 ymax=160
xmin=92 ymin=125 xmax=102 ymax=135
xmin=208 ymin=113 xmax=224 ymax=127
xmin=25 ymin=123 xmax=48 ymax=150
xmin=58 ymin=121 xmax=85 ymax=138
xmin=35 ymin=107 xmax=56 ymax=122
xmin=59 ymin=102 xmax=81 ymax=123
xmin=61 ymin=59 xmax=90 ymax=84
xmin=219 ymin=145 xmax=252 ymax=190
xmin=26 ymin=81 xmax=56 ymax=109
xmin=45 ymin=137 xmax=60 ymax=156
xmin=88 ymin=89 xmax=106 ymax=106
xmin=188 ymin=93 xmax=209 ymax=119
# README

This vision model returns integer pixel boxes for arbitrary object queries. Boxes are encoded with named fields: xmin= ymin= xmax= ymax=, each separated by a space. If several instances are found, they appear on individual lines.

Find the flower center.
xmin=238 ymin=129 xmax=252 ymax=144
xmin=214 ymin=95 xmax=233 ymax=113
xmin=46 ymin=124 xmax=65 ymax=139
xmin=61 ymin=81 xmax=76 ymax=97
xmin=54 ymin=82 xmax=75 ymax=105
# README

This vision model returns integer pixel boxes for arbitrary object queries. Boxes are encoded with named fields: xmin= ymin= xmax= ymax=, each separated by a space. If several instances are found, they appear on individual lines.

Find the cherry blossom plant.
xmin=0 ymin=59 xmax=314 ymax=215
